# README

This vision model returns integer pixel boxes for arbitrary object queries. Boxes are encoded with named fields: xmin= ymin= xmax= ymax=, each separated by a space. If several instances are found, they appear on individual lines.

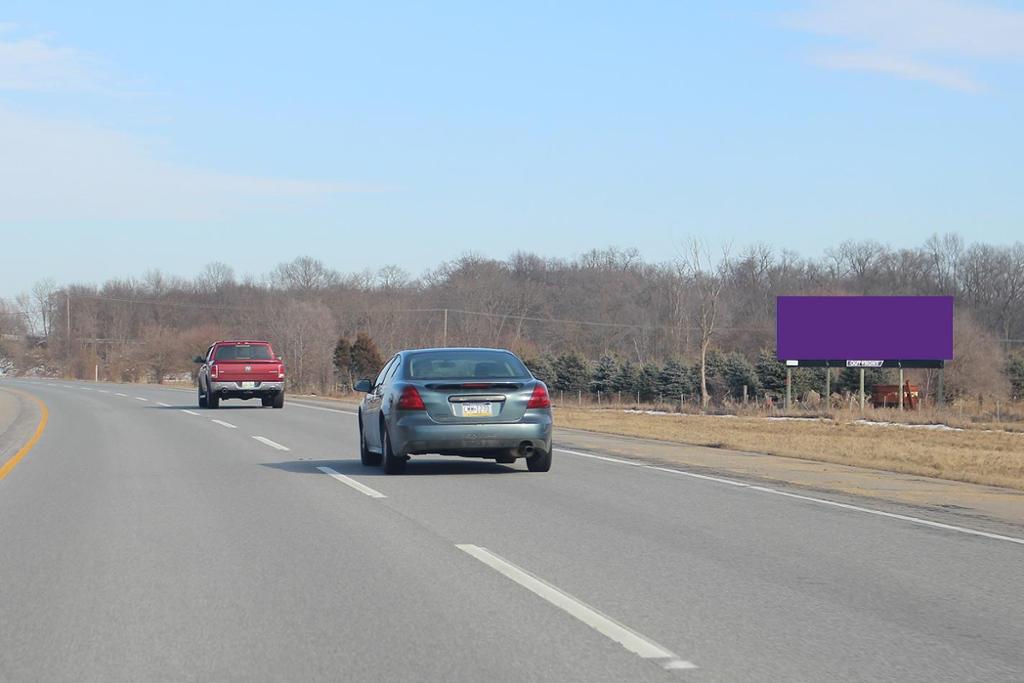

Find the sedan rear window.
xmin=405 ymin=350 xmax=530 ymax=380
xmin=214 ymin=344 xmax=273 ymax=361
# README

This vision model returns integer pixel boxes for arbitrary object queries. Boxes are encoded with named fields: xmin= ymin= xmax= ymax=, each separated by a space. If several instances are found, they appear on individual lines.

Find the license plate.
xmin=241 ymin=381 xmax=256 ymax=389
xmin=461 ymin=403 xmax=491 ymax=417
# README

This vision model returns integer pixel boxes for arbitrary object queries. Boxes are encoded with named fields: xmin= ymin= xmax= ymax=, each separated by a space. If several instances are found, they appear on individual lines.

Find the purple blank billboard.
xmin=777 ymin=296 xmax=954 ymax=361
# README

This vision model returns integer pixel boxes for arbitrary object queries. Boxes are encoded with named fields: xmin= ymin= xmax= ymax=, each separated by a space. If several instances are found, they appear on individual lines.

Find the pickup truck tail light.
xmin=210 ymin=364 xmax=219 ymax=379
xmin=396 ymin=386 xmax=426 ymax=410
xmin=526 ymin=384 xmax=551 ymax=409
xmin=277 ymin=364 xmax=284 ymax=379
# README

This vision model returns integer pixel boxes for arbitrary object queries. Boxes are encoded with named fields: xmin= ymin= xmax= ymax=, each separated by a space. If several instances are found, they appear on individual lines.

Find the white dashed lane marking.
xmin=252 ymin=436 xmax=290 ymax=451
xmin=457 ymin=544 xmax=696 ymax=672
xmin=316 ymin=466 xmax=386 ymax=498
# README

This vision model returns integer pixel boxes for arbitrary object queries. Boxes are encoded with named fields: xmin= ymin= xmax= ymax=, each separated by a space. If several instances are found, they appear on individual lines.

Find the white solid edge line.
xmin=555 ymin=448 xmax=1024 ymax=547
xmin=134 ymin=396 xmax=149 ymax=401
xmin=252 ymin=436 xmax=290 ymax=451
xmin=182 ymin=410 xmax=200 ymax=416
xmin=288 ymin=402 xmax=358 ymax=415
xmin=211 ymin=419 xmax=237 ymax=429
xmin=456 ymin=544 xmax=696 ymax=671
xmin=316 ymin=466 xmax=386 ymax=498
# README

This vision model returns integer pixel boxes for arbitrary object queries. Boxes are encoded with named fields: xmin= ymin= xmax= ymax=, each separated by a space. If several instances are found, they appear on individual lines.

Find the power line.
xmin=6 ymin=292 xmax=772 ymax=334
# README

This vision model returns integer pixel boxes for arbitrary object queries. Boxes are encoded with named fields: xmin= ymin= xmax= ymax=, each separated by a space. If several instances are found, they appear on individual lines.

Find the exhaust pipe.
xmin=518 ymin=442 xmax=534 ymax=457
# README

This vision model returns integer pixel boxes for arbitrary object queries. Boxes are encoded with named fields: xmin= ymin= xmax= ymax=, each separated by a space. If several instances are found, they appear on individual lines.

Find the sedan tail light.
xmin=396 ymin=385 xmax=426 ymax=410
xmin=526 ymin=384 xmax=551 ymax=409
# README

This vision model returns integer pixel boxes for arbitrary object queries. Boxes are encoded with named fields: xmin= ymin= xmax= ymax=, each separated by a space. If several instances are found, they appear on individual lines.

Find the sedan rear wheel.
xmin=359 ymin=419 xmax=382 ymax=467
xmin=381 ymin=423 xmax=406 ymax=475
xmin=526 ymin=448 xmax=552 ymax=472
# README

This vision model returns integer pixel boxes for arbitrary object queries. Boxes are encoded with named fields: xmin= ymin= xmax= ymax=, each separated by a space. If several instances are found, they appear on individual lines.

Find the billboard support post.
xmin=824 ymin=367 xmax=830 ymax=405
xmin=937 ymin=368 xmax=945 ymax=408
xmin=785 ymin=368 xmax=792 ymax=410
xmin=859 ymin=369 xmax=865 ymax=413
xmin=898 ymin=367 xmax=905 ymax=411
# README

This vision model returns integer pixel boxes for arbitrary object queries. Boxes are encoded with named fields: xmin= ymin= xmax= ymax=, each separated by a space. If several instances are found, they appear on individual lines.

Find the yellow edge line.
xmin=0 ymin=388 xmax=50 ymax=481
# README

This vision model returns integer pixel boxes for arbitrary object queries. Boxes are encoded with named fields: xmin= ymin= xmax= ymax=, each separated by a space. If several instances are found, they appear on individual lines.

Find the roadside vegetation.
xmin=555 ymin=405 xmax=1024 ymax=491
xmin=1 ymin=233 xmax=1022 ymax=423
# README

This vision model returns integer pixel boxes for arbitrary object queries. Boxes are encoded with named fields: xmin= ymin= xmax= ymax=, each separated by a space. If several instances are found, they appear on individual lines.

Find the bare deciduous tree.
xmin=678 ymin=239 xmax=730 ymax=409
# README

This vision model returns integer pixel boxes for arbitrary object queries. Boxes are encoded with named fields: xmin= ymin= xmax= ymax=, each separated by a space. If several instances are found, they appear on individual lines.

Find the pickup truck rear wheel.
xmin=272 ymin=392 xmax=284 ymax=409
xmin=208 ymin=393 xmax=220 ymax=409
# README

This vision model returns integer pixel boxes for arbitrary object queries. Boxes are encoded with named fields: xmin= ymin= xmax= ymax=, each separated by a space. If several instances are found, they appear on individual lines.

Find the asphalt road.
xmin=1 ymin=378 xmax=1022 ymax=682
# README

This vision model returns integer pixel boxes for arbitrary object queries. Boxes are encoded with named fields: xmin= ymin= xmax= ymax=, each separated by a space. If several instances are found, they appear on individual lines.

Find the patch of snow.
xmin=854 ymin=419 xmax=963 ymax=432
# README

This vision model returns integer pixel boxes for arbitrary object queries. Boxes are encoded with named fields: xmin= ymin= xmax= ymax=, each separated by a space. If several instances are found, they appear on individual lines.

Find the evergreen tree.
xmin=333 ymin=337 xmax=353 ymax=388
xmin=553 ymin=353 xmax=592 ymax=393
xmin=755 ymin=349 xmax=786 ymax=398
xmin=350 ymin=332 xmax=384 ymax=379
xmin=1008 ymin=354 xmax=1024 ymax=401
xmin=836 ymin=366 xmax=889 ymax=394
xmin=591 ymin=354 xmax=620 ymax=394
xmin=614 ymin=360 xmax=641 ymax=396
xmin=637 ymin=363 xmax=661 ymax=402
xmin=793 ymin=366 xmax=830 ymax=398
xmin=657 ymin=357 xmax=692 ymax=399
xmin=524 ymin=354 xmax=558 ymax=387
xmin=722 ymin=352 xmax=759 ymax=400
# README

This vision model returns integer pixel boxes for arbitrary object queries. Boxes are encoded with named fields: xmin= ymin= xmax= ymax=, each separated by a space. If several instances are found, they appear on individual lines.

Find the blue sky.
xmin=2 ymin=1 xmax=1023 ymax=297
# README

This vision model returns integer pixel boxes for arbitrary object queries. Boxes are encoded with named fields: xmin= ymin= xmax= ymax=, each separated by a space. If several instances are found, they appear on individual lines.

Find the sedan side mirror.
xmin=354 ymin=378 xmax=373 ymax=393
xmin=193 ymin=356 xmax=206 ymax=364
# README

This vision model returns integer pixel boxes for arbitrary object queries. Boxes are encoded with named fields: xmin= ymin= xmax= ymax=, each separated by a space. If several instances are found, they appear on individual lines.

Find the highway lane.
xmin=2 ymin=378 xmax=1023 ymax=682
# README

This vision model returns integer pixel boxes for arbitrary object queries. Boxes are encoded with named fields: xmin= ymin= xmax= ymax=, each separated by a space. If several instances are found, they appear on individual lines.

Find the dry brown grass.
xmin=555 ymin=407 xmax=1024 ymax=491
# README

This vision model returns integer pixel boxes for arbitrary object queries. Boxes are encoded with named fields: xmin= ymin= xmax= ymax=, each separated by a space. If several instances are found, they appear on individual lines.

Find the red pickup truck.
xmin=195 ymin=340 xmax=285 ymax=409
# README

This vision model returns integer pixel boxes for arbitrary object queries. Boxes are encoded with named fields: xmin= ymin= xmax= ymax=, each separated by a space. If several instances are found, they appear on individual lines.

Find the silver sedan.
xmin=355 ymin=348 xmax=553 ymax=474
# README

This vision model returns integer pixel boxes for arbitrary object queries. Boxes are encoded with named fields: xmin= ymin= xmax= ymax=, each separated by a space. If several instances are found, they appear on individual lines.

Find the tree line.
xmin=1 ymin=234 xmax=1022 ymax=404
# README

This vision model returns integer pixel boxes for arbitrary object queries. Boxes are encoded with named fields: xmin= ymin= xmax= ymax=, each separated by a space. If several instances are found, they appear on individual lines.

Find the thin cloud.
xmin=812 ymin=52 xmax=981 ymax=93
xmin=0 ymin=107 xmax=384 ymax=222
xmin=785 ymin=0 xmax=1024 ymax=92
xmin=0 ymin=27 xmax=106 ymax=93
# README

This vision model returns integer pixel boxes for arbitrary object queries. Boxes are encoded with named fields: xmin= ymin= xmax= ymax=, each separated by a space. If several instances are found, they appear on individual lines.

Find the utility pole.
xmin=442 ymin=309 xmax=448 ymax=347
xmin=66 ymin=292 xmax=71 ymax=377
xmin=824 ymin=367 xmax=830 ymax=403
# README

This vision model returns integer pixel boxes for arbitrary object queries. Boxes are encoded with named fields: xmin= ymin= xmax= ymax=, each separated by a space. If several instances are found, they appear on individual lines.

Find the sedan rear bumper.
xmin=392 ymin=412 xmax=552 ymax=456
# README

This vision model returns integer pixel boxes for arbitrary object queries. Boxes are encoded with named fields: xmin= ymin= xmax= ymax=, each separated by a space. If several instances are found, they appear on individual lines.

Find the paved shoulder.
xmin=0 ymin=385 xmax=42 ymax=465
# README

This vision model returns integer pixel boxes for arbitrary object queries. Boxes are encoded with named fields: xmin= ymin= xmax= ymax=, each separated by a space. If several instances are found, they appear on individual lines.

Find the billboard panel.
xmin=777 ymin=296 xmax=954 ymax=361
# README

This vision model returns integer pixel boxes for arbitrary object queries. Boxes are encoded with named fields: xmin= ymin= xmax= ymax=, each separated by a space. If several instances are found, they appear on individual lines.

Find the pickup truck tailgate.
xmin=215 ymin=360 xmax=281 ymax=382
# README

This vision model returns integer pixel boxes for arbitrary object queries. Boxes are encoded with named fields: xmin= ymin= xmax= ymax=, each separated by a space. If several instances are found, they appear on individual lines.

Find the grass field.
xmin=555 ymin=406 xmax=1024 ymax=491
